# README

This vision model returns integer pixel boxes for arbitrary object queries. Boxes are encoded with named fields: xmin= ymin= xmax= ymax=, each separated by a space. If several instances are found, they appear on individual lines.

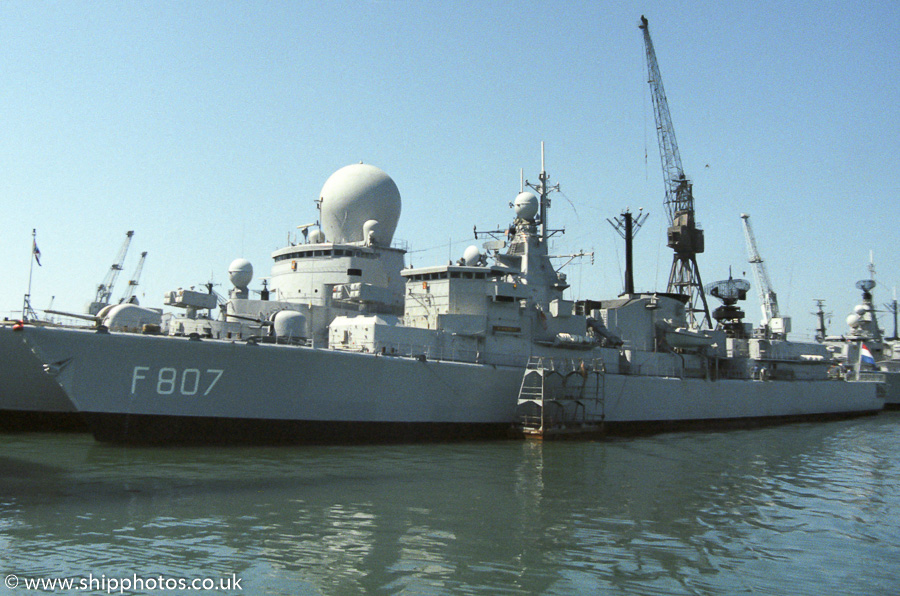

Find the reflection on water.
xmin=1 ymin=414 xmax=899 ymax=595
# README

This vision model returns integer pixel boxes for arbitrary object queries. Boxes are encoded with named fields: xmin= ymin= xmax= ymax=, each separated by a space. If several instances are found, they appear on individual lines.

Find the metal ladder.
xmin=515 ymin=356 xmax=606 ymax=438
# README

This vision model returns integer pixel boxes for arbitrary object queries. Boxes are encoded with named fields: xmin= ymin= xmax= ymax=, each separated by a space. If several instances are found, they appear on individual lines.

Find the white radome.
xmin=514 ymin=191 xmax=539 ymax=221
xmin=229 ymin=258 xmax=254 ymax=289
xmin=462 ymin=245 xmax=481 ymax=266
xmin=319 ymin=163 xmax=401 ymax=244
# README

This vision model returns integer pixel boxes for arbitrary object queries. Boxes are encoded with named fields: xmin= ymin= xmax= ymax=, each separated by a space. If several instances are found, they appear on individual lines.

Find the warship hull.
xmin=0 ymin=323 xmax=86 ymax=431
xmin=19 ymin=326 xmax=884 ymax=444
xmin=881 ymin=371 xmax=900 ymax=409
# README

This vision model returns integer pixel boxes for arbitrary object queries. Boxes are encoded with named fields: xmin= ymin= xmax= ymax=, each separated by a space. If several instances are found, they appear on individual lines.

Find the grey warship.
xmin=0 ymin=232 xmax=157 ymax=431
xmin=18 ymin=158 xmax=884 ymax=444
xmin=824 ymin=262 xmax=900 ymax=409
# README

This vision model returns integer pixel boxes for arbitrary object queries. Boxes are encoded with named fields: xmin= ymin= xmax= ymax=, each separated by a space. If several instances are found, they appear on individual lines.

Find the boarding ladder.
xmin=515 ymin=356 xmax=606 ymax=439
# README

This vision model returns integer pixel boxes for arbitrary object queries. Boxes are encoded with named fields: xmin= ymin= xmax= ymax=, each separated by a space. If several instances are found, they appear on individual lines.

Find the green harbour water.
xmin=2 ymin=413 xmax=899 ymax=595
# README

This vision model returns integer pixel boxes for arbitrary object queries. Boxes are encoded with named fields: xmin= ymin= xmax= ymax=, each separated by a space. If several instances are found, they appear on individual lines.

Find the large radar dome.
xmin=320 ymin=163 xmax=401 ymax=245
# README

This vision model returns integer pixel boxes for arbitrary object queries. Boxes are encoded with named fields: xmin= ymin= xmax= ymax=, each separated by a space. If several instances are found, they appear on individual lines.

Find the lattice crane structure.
xmin=740 ymin=213 xmax=790 ymax=338
xmin=87 ymin=230 xmax=134 ymax=315
xmin=640 ymin=16 xmax=711 ymax=328
xmin=120 ymin=251 xmax=148 ymax=304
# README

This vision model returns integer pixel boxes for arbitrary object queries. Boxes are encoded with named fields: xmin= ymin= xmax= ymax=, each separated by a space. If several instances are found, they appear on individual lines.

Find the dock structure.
xmin=515 ymin=356 xmax=607 ymax=439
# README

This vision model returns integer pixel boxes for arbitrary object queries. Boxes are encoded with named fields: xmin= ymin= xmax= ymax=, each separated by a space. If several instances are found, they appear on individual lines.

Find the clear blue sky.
xmin=2 ymin=0 xmax=898 ymax=339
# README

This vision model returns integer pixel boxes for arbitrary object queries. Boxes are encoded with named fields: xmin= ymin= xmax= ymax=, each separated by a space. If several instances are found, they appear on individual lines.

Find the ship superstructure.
xmin=825 ymin=261 xmax=900 ymax=408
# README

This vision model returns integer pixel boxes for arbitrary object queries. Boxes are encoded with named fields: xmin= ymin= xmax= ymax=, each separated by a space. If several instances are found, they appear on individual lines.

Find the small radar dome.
xmin=320 ymin=163 xmax=401 ymax=244
xmin=229 ymin=258 xmax=253 ymax=290
xmin=846 ymin=313 xmax=860 ymax=328
xmin=514 ymin=191 xmax=539 ymax=221
xmin=854 ymin=304 xmax=867 ymax=316
xmin=308 ymin=228 xmax=325 ymax=244
xmin=462 ymin=245 xmax=482 ymax=266
xmin=362 ymin=219 xmax=381 ymax=246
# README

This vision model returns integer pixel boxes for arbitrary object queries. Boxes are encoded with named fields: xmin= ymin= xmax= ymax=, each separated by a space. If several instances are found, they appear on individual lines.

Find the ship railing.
xmin=626 ymin=363 xmax=684 ymax=379
xmin=525 ymin=356 xmax=607 ymax=376
xmin=367 ymin=341 xmax=530 ymax=368
xmin=855 ymin=371 xmax=887 ymax=383
xmin=364 ymin=343 xmax=614 ymax=371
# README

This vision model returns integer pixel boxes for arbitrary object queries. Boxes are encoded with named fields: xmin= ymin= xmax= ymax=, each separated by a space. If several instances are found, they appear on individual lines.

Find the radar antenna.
xmin=705 ymin=270 xmax=750 ymax=337
xmin=640 ymin=16 xmax=711 ymax=328
xmin=856 ymin=250 xmax=877 ymax=298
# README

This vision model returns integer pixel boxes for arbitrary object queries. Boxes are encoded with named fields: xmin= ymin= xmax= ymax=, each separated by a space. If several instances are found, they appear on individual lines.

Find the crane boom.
xmin=740 ymin=213 xmax=790 ymax=337
xmin=120 ymin=251 xmax=148 ymax=304
xmin=86 ymin=230 xmax=134 ymax=315
xmin=640 ymin=16 xmax=688 ymax=224
xmin=639 ymin=15 xmax=711 ymax=328
xmin=740 ymin=214 xmax=778 ymax=323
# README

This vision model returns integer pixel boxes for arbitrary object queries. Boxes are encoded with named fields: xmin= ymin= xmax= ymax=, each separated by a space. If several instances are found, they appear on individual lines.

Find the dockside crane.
xmin=119 ymin=251 xmax=148 ymax=304
xmin=740 ymin=213 xmax=790 ymax=338
xmin=86 ymin=230 xmax=134 ymax=315
xmin=639 ymin=16 xmax=711 ymax=328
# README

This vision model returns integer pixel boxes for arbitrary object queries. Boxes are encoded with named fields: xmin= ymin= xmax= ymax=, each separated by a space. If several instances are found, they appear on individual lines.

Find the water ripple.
xmin=2 ymin=416 xmax=900 ymax=595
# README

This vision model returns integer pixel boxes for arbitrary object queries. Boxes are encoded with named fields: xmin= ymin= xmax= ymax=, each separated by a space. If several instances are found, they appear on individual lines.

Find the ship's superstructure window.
xmin=274 ymin=248 xmax=382 ymax=262
xmin=404 ymin=271 xmax=488 ymax=282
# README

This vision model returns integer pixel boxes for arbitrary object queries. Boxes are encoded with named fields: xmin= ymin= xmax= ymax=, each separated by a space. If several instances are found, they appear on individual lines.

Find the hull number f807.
xmin=131 ymin=366 xmax=224 ymax=396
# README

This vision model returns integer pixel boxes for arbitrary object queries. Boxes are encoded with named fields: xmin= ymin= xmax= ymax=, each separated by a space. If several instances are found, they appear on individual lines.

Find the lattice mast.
xmin=640 ymin=16 xmax=711 ymax=328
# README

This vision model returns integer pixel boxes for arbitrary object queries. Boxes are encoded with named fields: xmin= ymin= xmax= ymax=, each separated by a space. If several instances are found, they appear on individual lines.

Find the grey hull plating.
xmin=22 ymin=326 xmax=883 ymax=444
xmin=0 ymin=324 xmax=85 ymax=431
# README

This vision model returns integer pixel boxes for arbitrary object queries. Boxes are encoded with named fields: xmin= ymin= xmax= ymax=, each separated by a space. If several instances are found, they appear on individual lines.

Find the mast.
xmin=22 ymin=229 xmax=39 ymax=321
xmin=885 ymin=289 xmax=899 ymax=341
xmin=812 ymin=299 xmax=828 ymax=343
xmin=608 ymin=208 xmax=649 ymax=295
xmin=526 ymin=142 xmax=559 ymax=243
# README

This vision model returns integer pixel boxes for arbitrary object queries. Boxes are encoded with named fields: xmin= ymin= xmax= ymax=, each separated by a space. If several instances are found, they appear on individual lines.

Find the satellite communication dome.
xmin=229 ymin=258 xmax=253 ymax=289
xmin=846 ymin=313 xmax=860 ymax=328
xmin=514 ymin=191 xmax=539 ymax=221
xmin=308 ymin=228 xmax=325 ymax=244
xmin=462 ymin=245 xmax=481 ymax=266
xmin=319 ymin=163 xmax=401 ymax=244
xmin=854 ymin=304 xmax=867 ymax=316
xmin=362 ymin=219 xmax=381 ymax=245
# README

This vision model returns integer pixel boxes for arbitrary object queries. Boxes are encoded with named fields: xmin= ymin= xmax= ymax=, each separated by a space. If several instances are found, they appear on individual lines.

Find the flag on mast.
xmin=33 ymin=239 xmax=42 ymax=266
xmin=860 ymin=343 xmax=876 ymax=367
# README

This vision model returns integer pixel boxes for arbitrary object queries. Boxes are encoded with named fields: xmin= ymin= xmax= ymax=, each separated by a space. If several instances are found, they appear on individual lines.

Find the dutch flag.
xmin=860 ymin=343 xmax=876 ymax=367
